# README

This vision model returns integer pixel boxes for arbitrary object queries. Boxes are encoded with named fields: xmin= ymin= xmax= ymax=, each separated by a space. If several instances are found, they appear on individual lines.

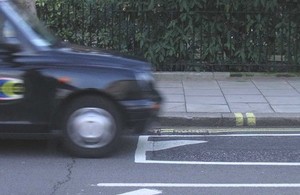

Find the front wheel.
xmin=62 ymin=96 xmax=121 ymax=158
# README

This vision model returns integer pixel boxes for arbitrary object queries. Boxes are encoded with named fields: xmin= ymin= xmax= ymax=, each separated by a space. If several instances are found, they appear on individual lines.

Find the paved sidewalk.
xmin=154 ymin=73 xmax=300 ymax=128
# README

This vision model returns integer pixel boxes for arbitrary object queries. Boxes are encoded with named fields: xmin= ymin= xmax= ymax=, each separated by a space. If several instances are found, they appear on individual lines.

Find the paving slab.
xmin=185 ymin=96 xmax=227 ymax=104
xmin=162 ymin=94 xmax=185 ymax=103
xmin=218 ymin=82 xmax=256 ymax=89
xmin=184 ymin=89 xmax=223 ymax=96
xmin=156 ymin=81 xmax=182 ymax=88
xmin=183 ymin=80 xmax=220 ymax=89
xmin=228 ymin=103 xmax=274 ymax=113
xmin=272 ymin=105 xmax=300 ymax=113
xmin=222 ymin=88 xmax=261 ymax=95
xmin=186 ymin=104 xmax=230 ymax=113
xmin=286 ymin=79 xmax=300 ymax=89
xmin=160 ymin=103 xmax=186 ymax=113
xmin=260 ymin=89 xmax=300 ymax=96
xmin=157 ymin=87 xmax=184 ymax=95
xmin=252 ymin=79 xmax=294 ymax=90
xmin=225 ymin=95 xmax=267 ymax=103
xmin=266 ymin=97 xmax=300 ymax=104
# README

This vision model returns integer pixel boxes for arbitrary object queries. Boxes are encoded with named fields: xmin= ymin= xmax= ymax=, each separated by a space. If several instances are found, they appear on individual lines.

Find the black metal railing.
xmin=36 ymin=0 xmax=300 ymax=72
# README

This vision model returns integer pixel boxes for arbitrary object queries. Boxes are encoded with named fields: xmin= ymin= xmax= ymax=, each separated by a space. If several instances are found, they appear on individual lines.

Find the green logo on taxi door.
xmin=0 ymin=78 xmax=25 ymax=100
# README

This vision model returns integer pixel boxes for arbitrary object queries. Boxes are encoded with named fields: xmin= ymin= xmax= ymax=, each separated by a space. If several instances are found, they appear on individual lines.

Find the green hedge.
xmin=36 ymin=0 xmax=300 ymax=71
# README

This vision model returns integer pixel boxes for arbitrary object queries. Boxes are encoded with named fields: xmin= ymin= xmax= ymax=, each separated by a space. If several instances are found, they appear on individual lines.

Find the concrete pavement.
xmin=154 ymin=72 xmax=300 ymax=129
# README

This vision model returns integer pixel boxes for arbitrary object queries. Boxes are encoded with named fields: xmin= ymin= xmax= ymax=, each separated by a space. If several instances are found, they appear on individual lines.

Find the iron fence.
xmin=37 ymin=1 xmax=300 ymax=72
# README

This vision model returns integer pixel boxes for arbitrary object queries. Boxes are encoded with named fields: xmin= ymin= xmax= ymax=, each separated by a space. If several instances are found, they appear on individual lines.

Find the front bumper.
xmin=119 ymin=98 xmax=162 ymax=131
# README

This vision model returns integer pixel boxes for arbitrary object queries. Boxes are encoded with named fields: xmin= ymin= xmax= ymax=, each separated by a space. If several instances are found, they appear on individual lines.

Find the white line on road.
xmin=209 ymin=134 xmax=300 ymax=137
xmin=146 ymin=134 xmax=300 ymax=137
xmin=135 ymin=160 xmax=300 ymax=166
xmin=96 ymin=183 xmax=300 ymax=188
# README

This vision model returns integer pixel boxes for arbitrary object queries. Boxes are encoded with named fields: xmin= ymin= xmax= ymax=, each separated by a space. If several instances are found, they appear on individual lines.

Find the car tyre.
xmin=62 ymin=95 xmax=121 ymax=158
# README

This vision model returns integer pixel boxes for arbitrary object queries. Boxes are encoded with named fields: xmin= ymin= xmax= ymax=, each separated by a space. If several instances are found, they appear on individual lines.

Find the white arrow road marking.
xmin=135 ymin=135 xmax=300 ymax=166
xmin=117 ymin=188 xmax=162 ymax=195
xmin=135 ymin=136 xmax=207 ymax=163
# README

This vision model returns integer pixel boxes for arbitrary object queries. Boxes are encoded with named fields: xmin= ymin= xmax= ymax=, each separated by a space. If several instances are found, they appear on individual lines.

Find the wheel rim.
xmin=67 ymin=107 xmax=116 ymax=148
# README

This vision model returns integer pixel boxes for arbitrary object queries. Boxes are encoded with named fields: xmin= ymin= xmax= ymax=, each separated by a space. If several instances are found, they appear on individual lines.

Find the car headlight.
xmin=135 ymin=72 xmax=155 ymax=89
xmin=135 ymin=72 xmax=154 ymax=82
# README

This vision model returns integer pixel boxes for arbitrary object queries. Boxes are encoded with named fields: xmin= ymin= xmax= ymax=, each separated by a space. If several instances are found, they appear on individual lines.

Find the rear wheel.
xmin=62 ymin=95 xmax=121 ymax=157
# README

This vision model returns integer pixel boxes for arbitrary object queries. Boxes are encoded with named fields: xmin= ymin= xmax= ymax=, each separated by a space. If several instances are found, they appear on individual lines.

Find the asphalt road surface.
xmin=1 ymin=129 xmax=300 ymax=195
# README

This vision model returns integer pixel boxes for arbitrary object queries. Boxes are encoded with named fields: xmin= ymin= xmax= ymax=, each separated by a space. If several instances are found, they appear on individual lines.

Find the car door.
xmin=0 ymin=10 xmax=53 ymax=133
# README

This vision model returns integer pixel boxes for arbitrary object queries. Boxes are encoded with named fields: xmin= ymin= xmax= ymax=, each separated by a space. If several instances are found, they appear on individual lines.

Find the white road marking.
xmin=96 ymin=183 xmax=300 ymax=188
xmin=135 ymin=134 xmax=300 ymax=166
xmin=135 ymin=160 xmax=300 ymax=166
xmin=135 ymin=136 xmax=207 ymax=163
xmin=157 ymin=128 xmax=300 ymax=134
xmin=147 ymin=134 xmax=300 ymax=137
xmin=117 ymin=188 xmax=162 ymax=195
xmin=210 ymin=134 xmax=300 ymax=137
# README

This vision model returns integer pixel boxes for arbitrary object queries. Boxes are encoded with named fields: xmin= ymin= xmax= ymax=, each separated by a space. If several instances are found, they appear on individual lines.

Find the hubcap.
xmin=67 ymin=108 xmax=116 ymax=148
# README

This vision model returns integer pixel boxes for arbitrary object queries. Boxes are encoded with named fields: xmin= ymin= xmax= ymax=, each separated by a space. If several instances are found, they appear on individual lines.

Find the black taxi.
xmin=0 ymin=0 xmax=162 ymax=157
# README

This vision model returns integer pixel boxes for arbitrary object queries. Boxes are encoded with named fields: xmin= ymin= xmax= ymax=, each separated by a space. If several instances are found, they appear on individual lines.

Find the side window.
xmin=0 ymin=14 xmax=21 ymax=50
xmin=2 ymin=22 xmax=19 ymax=44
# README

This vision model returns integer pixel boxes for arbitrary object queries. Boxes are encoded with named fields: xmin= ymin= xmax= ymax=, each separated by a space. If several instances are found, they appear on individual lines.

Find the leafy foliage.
xmin=36 ymin=0 xmax=300 ymax=71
